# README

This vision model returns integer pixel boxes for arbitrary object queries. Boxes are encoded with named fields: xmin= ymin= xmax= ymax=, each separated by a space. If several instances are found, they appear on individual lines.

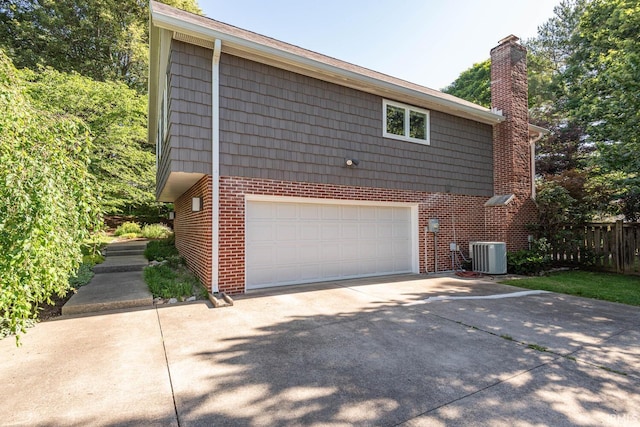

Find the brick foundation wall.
xmin=174 ymin=176 xmax=212 ymax=290
xmin=219 ymin=176 xmax=494 ymax=294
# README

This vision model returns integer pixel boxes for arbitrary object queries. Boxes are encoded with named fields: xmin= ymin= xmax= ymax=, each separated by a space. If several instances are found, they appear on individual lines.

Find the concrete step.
xmin=104 ymin=241 xmax=148 ymax=254
xmin=62 ymin=271 xmax=153 ymax=316
xmin=106 ymin=249 xmax=146 ymax=257
xmin=93 ymin=254 xmax=148 ymax=274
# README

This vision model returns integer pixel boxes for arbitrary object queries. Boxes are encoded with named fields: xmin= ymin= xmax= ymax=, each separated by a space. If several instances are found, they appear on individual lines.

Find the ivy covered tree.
xmin=0 ymin=51 xmax=100 ymax=341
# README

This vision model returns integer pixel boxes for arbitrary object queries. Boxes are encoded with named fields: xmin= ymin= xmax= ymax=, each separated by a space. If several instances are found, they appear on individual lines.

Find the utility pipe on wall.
xmin=211 ymin=38 xmax=221 ymax=293
xmin=529 ymin=132 xmax=544 ymax=200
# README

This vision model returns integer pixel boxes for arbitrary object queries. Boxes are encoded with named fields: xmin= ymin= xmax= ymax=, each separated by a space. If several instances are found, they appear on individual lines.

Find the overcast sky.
xmin=198 ymin=0 xmax=561 ymax=90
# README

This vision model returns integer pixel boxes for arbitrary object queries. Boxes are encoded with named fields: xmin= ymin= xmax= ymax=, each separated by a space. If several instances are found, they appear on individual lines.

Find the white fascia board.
xmin=150 ymin=10 xmax=504 ymax=126
xmin=148 ymin=22 xmax=160 ymax=147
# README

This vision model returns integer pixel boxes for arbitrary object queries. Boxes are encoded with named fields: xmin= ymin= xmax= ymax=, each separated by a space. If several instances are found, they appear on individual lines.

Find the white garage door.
xmin=246 ymin=200 xmax=415 ymax=289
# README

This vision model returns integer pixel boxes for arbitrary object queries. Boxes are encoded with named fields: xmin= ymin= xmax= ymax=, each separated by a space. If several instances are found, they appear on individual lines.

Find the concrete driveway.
xmin=1 ymin=274 xmax=638 ymax=426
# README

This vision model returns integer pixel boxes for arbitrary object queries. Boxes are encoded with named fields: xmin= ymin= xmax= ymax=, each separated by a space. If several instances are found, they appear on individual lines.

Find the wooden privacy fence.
xmin=550 ymin=221 xmax=640 ymax=274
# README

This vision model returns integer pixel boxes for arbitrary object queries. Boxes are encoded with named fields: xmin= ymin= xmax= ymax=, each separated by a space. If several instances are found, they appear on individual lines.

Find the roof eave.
xmin=150 ymin=5 xmax=504 ymax=126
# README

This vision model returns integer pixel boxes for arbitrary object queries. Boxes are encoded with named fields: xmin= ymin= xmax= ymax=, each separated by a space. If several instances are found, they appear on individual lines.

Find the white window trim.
xmin=383 ymin=99 xmax=430 ymax=145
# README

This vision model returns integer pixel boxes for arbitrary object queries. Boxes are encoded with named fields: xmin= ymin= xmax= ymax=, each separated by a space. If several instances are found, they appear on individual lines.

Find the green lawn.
xmin=500 ymin=271 xmax=640 ymax=306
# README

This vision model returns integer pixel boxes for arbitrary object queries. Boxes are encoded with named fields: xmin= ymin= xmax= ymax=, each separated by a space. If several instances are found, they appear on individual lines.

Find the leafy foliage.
xmin=68 ymin=263 xmax=96 ymax=288
xmin=114 ymin=221 xmax=142 ymax=236
xmin=0 ymin=0 xmax=202 ymax=92
xmin=445 ymin=0 xmax=640 ymax=222
xmin=144 ymin=237 xmax=180 ymax=261
xmin=442 ymin=59 xmax=490 ymax=107
xmin=507 ymin=239 xmax=552 ymax=275
xmin=565 ymin=0 xmax=640 ymax=220
xmin=0 ymin=51 xmax=100 ymax=342
xmin=141 ymin=223 xmax=173 ymax=239
xmin=21 ymin=68 xmax=155 ymax=215
xmin=143 ymin=264 xmax=203 ymax=300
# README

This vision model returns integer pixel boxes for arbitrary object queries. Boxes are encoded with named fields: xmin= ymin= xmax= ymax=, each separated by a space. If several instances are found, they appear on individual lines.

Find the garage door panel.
xmin=321 ymin=223 xmax=341 ymax=240
xmin=246 ymin=222 xmax=274 ymax=242
xmin=276 ymin=203 xmax=298 ymax=219
xmin=300 ymin=224 xmax=320 ymax=240
xmin=275 ymin=243 xmax=299 ymax=264
xmin=276 ymin=223 xmax=298 ymax=241
xmin=341 ymin=205 xmax=359 ymax=220
xmin=299 ymin=203 xmax=321 ymax=220
xmin=298 ymin=244 xmax=320 ymax=263
xmin=376 ymin=223 xmax=393 ymax=238
xmin=249 ymin=202 xmax=275 ymax=219
xmin=247 ymin=244 xmax=275 ymax=267
xmin=246 ymin=201 xmax=414 ymax=289
xmin=341 ymin=225 xmax=360 ymax=239
xmin=377 ymin=207 xmax=394 ymax=221
xmin=322 ymin=205 xmax=340 ymax=220
xmin=341 ymin=241 xmax=361 ymax=260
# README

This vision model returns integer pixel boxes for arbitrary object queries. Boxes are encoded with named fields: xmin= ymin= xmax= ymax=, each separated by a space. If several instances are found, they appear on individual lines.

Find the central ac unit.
xmin=470 ymin=242 xmax=507 ymax=274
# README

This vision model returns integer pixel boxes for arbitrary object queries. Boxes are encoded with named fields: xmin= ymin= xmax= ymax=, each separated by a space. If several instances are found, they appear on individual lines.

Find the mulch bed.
xmin=37 ymin=291 xmax=75 ymax=322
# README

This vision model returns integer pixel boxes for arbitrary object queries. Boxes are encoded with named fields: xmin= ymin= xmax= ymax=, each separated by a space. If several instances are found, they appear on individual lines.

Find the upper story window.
xmin=383 ymin=100 xmax=430 ymax=145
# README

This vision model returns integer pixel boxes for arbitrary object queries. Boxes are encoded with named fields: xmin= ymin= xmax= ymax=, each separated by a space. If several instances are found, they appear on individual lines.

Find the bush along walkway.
xmin=61 ymin=240 xmax=153 ymax=315
xmin=143 ymin=237 xmax=210 ymax=305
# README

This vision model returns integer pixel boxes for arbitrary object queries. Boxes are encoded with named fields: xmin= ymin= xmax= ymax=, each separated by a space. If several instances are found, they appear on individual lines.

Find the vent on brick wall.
xmin=470 ymin=242 xmax=507 ymax=274
xmin=173 ymin=32 xmax=215 ymax=49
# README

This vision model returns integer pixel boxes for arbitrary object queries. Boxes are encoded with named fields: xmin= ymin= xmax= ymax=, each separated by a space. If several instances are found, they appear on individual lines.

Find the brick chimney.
xmin=486 ymin=35 xmax=536 ymax=250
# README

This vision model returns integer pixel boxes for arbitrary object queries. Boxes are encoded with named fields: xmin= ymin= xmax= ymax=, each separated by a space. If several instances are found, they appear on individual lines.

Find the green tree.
xmin=22 ymin=68 xmax=156 ymax=215
xmin=565 ymin=0 xmax=640 ymax=220
xmin=0 ymin=51 xmax=100 ymax=342
xmin=0 ymin=0 xmax=202 ymax=92
xmin=442 ymin=59 xmax=491 ymax=108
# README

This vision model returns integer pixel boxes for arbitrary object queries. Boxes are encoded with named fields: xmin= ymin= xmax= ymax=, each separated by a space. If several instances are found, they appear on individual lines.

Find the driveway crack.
xmin=155 ymin=307 xmax=181 ymax=427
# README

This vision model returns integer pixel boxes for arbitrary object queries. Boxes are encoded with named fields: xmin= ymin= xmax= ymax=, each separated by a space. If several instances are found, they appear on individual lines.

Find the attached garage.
xmin=245 ymin=197 xmax=418 ymax=290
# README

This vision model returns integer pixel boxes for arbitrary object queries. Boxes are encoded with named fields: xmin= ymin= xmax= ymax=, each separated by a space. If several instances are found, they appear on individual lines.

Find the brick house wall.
xmin=218 ymin=176 xmax=488 ymax=294
xmin=174 ymin=175 xmax=212 ymax=289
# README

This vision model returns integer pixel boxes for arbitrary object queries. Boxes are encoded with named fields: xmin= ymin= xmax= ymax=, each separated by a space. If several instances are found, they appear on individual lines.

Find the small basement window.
xmin=383 ymin=100 xmax=430 ymax=145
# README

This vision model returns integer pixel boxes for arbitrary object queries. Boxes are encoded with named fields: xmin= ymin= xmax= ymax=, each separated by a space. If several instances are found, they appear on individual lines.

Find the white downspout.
xmin=529 ymin=132 xmax=543 ymax=200
xmin=211 ymin=39 xmax=221 ymax=293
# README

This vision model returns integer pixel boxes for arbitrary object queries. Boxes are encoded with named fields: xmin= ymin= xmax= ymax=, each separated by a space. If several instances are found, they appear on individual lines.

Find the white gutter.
xmin=211 ymin=38 xmax=221 ymax=293
xmin=528 ymin=126 xmax=547 ymax=200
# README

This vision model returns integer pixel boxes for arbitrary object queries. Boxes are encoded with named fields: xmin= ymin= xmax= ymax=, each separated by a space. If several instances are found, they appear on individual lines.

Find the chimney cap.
xmin=498 ymin=34 xmax=520 ymax=46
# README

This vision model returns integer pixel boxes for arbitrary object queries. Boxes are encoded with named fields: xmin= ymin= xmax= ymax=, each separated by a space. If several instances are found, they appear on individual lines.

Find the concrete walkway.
xmin=62 ymin=240 xmax=153 ymax=315
xmin=2 ymin=274 xmax=638 ymax=426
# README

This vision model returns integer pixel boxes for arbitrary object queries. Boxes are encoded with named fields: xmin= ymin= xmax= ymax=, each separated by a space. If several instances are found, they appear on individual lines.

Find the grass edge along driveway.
xmin=500 ymin=270 xmax=640 ymax=307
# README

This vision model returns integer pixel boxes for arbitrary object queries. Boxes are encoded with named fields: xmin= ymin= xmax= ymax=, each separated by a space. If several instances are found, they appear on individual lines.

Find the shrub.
xmin=0 ymin=52 xmax=100 ymax=343
xmin=118 ymin=232 xmax=140 ymax=240
xmin=507 ymin=238 xmax=552 ymax=275
xmin=144 ymin=237 xmax=179 ymax=261
xmin=114 ymin=221 xmax=141 ymax=236
xmin=141 ymin=223 xmax=173 ymax=239
xmin=69 ymin=263 xmax=95 ymax=288
xmin=82 ymin=253 xmax=105 ymax=266
xmin=143 ymin=264 xmax=200 ymax=299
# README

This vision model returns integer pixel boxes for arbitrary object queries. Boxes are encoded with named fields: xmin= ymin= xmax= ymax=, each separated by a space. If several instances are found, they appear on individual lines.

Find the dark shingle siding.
xmin=163 ymin=40 xmax=213 ymax=183
xmin=219 ymin=54 xmax=493 ymax=196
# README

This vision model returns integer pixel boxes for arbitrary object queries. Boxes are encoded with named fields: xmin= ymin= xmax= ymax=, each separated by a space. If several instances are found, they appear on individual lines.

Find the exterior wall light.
xmin=345 ymin=158 xmax=359 ymax=167
xmin=192 ymin=197 xmax=202 ymax=212
xmin=168 ymin=211 xmax=175 ymax=220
